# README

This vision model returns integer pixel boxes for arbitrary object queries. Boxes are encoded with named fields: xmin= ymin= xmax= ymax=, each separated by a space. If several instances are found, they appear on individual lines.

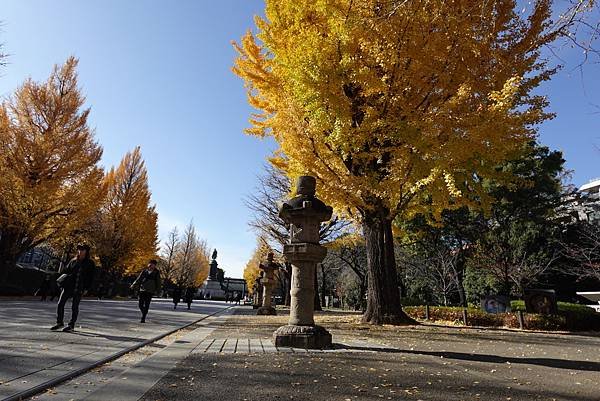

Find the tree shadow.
xmin=333 ymin=343 xmax=600 ymax=372
xmin=70 ymin=330 xmax=166 ymax=345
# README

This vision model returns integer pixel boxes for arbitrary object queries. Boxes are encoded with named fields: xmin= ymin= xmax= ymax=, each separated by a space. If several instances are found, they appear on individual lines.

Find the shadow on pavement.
xmin=335 ymin=343 xmax=600 ymax=372
xmin=70 ymin=330 xmax=148 ymax=343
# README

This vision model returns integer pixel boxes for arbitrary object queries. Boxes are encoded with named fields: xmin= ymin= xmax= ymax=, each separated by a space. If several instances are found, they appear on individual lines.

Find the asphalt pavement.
xmin=0 ymin=298 xmax=229 ymax=400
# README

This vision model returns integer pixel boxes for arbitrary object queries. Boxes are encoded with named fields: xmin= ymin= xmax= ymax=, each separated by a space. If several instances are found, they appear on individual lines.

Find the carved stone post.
xmin=257 ymin=252 xmax=277 ymax=315
xmin=273 ymin=176 xmax=333 ymax=349
xmin=252 ymin=274 xmax=263 ymax=309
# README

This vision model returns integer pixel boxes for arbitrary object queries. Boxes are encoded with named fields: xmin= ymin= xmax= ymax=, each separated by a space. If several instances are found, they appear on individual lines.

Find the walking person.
xmin=37 ymin=275 xmax=51 ymax=301
xmin=172 ymin=286 xmax=182 ymax=309
xmin=131 ymin=260 xmax=161 ymax=323
xmin=49 ymin=273 xmax=59 ymax=301
xmin=50 ymin=244 xmax=96 ymax=332
xmin=96 ymin=282 xmax=105 ymax=300
xmin=184 ymin=287 xmax=195 ymax=310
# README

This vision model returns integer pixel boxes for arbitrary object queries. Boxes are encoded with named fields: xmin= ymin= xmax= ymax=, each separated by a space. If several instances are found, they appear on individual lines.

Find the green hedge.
xmin=403 ymin=303 xmax=600 ymax=332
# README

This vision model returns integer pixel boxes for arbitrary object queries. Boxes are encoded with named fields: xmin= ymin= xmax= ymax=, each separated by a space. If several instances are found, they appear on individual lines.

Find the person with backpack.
xmin=131 ymin=260 xmax=162 ymax=323
xmin=50 ymin=244 xmax=96 ymax=332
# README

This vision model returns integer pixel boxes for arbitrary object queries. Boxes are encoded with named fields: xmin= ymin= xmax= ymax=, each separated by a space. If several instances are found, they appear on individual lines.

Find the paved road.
xmin=0 ymin=298 xmax=229 ymax=400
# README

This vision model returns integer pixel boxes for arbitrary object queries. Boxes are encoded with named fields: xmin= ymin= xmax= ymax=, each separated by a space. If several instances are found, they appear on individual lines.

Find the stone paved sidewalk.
xmin=139 ymin=305 xmax=600 ymax=401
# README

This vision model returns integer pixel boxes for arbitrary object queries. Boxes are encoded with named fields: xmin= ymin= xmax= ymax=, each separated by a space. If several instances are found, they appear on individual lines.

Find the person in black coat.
xmin=51 ymin=244 xmax=96 ymax=332
xmin=172 ymin=287 xmax=182 ymax=309
xmin=49 ymin=273 xmax=59 ymax=302
xmin=37 ymin=275 xmax=51 ymax=301
xmin=131 ymin=260 xmax=162 ymax=323
xmin=184 ymin=287 xmax=195 ymax=310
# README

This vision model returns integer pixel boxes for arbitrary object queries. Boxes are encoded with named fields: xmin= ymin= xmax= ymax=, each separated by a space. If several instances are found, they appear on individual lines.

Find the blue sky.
xmin=1 ymin=1 xmax=598 ymax=278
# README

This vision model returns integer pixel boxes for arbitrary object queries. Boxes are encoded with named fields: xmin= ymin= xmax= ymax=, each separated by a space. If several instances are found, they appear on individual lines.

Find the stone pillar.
xmin=252 ymin=274 xmax=263 ymax=309
xmin=257 ymin=252 xmax=277 ymax=315
xmin=273 ymin=176 xmax=333 ymax=349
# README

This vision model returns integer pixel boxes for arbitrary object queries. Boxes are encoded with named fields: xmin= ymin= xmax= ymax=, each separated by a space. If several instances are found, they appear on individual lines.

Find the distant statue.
xmin=208 ymin=249 xmax=219 ymax=280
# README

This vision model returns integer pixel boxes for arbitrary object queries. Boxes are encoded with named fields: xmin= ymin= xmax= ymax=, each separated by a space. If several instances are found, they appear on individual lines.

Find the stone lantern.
xmin=252 ymin=273 xmax=263 ymax=309
xmin=257 ymin=252 xmax=278 ymax=315
xmin=273 ymin=176 xmax=333 ymax=349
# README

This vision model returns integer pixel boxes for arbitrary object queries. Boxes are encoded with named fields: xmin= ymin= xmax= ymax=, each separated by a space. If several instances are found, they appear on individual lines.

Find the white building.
xmin=580 ymin=177 xmax=600 ymax=196
xmin=579 ymin=178 xmax=600 ymax=223
xmin=555 ymin=177 xmax=600 ymax=225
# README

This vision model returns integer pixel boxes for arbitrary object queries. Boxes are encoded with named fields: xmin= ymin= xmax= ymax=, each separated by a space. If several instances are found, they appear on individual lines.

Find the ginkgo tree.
xmin=243 ymin=237 xmax=273 ymax=296
xmin=233 ymin=0 xmax=577 ymax=324
xmin=92 ymin=147 xmax=158 ymax=275
xmin=171 ymin=221 xmax=211 ymax=288
xmin=0 ymin=57 xmax=105 ymax=277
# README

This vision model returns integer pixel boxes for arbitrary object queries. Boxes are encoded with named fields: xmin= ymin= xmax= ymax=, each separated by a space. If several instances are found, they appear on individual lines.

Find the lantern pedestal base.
xmin=273 ymin=324 xmax=332 ymax=349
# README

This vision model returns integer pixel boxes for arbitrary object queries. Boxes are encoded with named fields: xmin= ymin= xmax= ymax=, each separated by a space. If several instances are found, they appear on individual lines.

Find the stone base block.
xmin=257 ymin=306 xmax=276 ymax=315
xmin=273 ymin=325 xmax=332 ymax=349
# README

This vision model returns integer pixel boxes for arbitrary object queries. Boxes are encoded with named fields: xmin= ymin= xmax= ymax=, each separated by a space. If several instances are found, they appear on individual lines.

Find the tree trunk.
xmin=313 ymin=266 xmax=322 ymax=311
xmin=0 ymin=255 xmax=17 ymax=286
xmin=455 ymin=259 xmax=467 ymax=307
xmin=362 ymin=209 xmax=415 ymax=325
xmin=500 ymin=265 xmax=512 ymax=296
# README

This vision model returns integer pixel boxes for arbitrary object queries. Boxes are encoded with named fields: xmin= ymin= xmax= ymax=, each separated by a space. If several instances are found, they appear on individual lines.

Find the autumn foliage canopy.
xmin=234 ymin=0 xmax=561 ymax=323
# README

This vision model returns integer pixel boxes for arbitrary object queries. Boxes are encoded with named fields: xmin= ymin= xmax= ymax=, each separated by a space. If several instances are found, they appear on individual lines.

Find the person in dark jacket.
xmin=184 ymin=287 xmax=195 ymax=310
xmin=172 ymin=286 xmax=182 ymax=309
xmin=51 ymin=244 xmax=96 ymax=332
xmin=131 ymin=260 xmax=161 ymax=323
xmin=37 ymin=275 xmax=51 ymax=301
xmin=49 ymin=273 xmax=59 ymax=302
xmin=96 ymin=282 xmax=105 ymax=300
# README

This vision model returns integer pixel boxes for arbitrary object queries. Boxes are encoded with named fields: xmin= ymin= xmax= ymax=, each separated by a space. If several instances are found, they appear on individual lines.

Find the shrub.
xmin=403 ymin=303 xmax=600 ymax=332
